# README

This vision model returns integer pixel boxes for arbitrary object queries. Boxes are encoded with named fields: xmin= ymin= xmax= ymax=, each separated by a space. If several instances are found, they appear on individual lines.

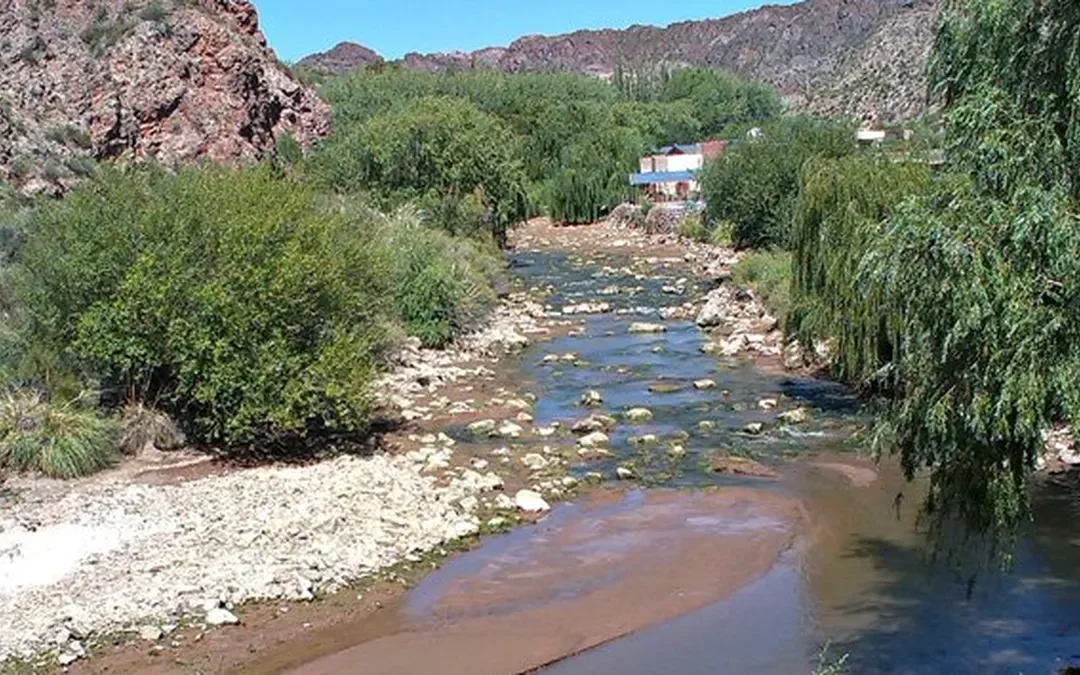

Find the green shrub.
xmin=375 ymin=206 xmax=498 ymax=347
xmin=15 ymin=165 xmax=395 ymax=445
xmin=675 ymin=212 xmax=707 ymax=241
xmin=702 ymin=116 xmax=855 ymax=249
xmin=731 ymin=251 xmax=792 ymax=322
xmin=0 ymin=391 xmax=118 ymax=478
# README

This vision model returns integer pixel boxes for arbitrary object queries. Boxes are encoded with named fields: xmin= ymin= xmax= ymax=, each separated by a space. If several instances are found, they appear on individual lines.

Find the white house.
xmin=630 ymin=141 xmax=725 ymax=201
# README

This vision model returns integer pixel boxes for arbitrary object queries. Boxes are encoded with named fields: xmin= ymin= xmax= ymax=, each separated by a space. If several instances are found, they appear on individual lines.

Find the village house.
xmin=629 ymin=140 xmax=725 ymax=201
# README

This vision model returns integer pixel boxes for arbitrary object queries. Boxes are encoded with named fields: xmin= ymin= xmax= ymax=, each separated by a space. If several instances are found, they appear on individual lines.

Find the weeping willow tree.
xmin=788 ymin=156 xmax=932 ymax=384
xmin=791 ymin=0 xmax=1080 ymax=547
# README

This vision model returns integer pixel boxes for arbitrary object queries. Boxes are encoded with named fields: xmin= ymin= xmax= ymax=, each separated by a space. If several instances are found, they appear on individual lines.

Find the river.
xmin=285 ymin=240 xmax=1080 ymax=674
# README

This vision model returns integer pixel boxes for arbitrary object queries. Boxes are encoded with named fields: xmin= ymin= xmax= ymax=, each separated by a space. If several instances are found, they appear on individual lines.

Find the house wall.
xmin=665 ymin=153 xmax=703 ymax=172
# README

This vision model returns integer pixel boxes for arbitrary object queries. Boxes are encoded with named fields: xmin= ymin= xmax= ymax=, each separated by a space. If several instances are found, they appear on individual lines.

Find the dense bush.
xmin=701 ymin=116 xmax=855 ymax=249
xmin=308 ymin=96 xmax=527 ymax=244
xmin=13 ymin=166 xmax=395 ymax=445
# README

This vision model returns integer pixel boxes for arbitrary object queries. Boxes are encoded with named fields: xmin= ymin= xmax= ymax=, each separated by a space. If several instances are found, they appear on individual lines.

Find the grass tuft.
xmin=0 ymin=391 xmax=118 ymax=478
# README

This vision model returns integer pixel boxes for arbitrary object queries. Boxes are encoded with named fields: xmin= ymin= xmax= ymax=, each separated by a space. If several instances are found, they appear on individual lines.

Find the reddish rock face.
xmin=0 ymin=0 xmax=330 ymax=193
xmin=297 ymin=41 xmax=383 ymax=76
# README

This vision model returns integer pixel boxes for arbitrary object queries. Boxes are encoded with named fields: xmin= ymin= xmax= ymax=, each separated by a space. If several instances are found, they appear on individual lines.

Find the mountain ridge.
xmin=299 ymin=0 xmax=938 ymax=123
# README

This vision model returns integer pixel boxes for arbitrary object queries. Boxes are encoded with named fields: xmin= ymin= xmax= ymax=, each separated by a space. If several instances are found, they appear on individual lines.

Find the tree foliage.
xmin=314 ymin=66 xmax=782 ymax=226
xmin=789 ymin=0 xmax=1080 ymax=542
xmin=701 ymin=116 xmax=855 ymax=249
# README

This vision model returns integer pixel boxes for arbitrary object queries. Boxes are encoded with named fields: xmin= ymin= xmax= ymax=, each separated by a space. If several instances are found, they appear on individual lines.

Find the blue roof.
xmin=629 ymin=170 xmax=698 ymax=186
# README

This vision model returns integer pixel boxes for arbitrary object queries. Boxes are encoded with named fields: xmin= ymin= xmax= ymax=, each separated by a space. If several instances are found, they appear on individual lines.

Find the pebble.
xmin=694 ymin=379 xmax=717 ymax=390
xmin=743 ymin=422 xmax=766 ymax=435
xmin=625 ymin=408 xmax=654 ymax=423
xmin=758 ymin=398 xmax=779 ymax=410
xmin=467 ymin=419 xmax=497 ymax=435
xmin=616 ymin=467 xmax=635 ymax=480
xmin=497 ymin=422 xmax=524 ymax=438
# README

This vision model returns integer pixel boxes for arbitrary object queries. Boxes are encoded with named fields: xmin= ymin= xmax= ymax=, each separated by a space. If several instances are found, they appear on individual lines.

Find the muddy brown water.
xmin=264 ymin=249 xmax=1080 ymax=675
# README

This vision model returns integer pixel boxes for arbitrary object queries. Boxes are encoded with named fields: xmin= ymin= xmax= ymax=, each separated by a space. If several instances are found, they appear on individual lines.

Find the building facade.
xmin=630 ymin=141 xmax=724 ymax=201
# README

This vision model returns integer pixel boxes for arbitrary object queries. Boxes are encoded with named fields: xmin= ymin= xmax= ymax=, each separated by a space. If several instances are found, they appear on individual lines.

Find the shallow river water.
xmin=295 ymin=248 xmax=1080 ymax=675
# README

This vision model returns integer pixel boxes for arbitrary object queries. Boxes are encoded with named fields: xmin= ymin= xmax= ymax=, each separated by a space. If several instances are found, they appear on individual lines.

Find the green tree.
xmin=702 ymin=116 xmax=855 ymax=249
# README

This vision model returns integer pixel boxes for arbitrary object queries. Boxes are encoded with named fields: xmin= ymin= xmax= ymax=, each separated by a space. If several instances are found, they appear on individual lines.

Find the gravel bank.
xmin=0 ymin=452 xmax=500 ymax=662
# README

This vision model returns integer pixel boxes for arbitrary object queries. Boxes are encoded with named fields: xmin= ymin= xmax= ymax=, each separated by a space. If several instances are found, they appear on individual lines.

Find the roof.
xmin=629 ymin=170 xmax=698 ymax=186
xmin=654 ymin=143 xmax=702 ymax=156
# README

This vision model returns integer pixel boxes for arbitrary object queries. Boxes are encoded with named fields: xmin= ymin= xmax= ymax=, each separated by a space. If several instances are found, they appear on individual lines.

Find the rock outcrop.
xmin=297 ymin=41 xmax=383 ymax=76
xmin=302 ymin=0 xmax=939 ymax=123
xmin=0 ymin=0 xmax=330 ymax=194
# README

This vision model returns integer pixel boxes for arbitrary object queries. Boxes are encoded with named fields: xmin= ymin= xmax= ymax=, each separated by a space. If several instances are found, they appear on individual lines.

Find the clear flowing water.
xmin=506 ymin=249 xmax=1080 ymax=675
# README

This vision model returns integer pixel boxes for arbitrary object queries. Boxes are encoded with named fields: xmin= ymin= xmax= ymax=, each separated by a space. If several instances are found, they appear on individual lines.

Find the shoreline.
xmin=0 ymin=217 xmax=826 ymax=673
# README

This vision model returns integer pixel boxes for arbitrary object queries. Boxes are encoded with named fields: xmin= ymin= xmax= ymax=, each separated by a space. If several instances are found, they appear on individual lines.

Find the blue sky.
xmin=256 ymin=1 xmax=792 ymax=63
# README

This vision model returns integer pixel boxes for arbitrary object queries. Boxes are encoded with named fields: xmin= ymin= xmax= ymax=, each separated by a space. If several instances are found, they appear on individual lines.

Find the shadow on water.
xmin=510 ymin=249 xmax=1080 ymax=675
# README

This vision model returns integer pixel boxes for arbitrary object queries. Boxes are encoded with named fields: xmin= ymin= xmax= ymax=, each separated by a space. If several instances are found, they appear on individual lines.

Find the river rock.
xmin=467 ymin=419 xmax=497 ymax=436
xmin=757 ymin=398 xmax=779 ymax=410
xmin=694 ymin=379 xmax=717 ymax=390
xmin=625 ymin=408 xmax=654 ymax=423
xmin=522 ymin=453 xmax=549 ymax=471
xmin=562 ymin=302 xmax=612 ymax=315
xmin=616 ymin=467 xmax=635 ymax=480
xmin=497 ymin=422 xmax=524 ymax=438
xmin=580 ymin=390 xmax=604 ymax=407
xmin=514 ymin=489 xmax=551 ymax=513
xmin=205 ymin=608 xmax=239 ymax=626
xmin=572 ymin=415 xmax=617 ymax=434
xmin=138 ymin=625 xmax=163 ymax=641
xmin=578 ymin=431 xmax=610 ymax=448
xmin=628 ymin=322 xmax=667 ymax=334
xmin=648 ymin=382 xmax=683 ymax=394
xmin=778 ymin=408 xmax=810 ymax=424
xmin=742 ymin=422 xmax=765 ymax=435
xmin=698 ymin=420 xmax=717 ymax=431
xmin=712 ymin=456 xmax=779 ymax=479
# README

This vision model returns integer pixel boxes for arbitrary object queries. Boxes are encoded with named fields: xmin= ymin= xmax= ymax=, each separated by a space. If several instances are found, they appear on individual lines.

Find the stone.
xmin=694 ymin=379 xmax=717 ymax=390
xmin=742 ymin=422 xmax=765 ymax=435
xmin=493 ymin=493 xmax=515 ymax=510
xmin=698 ymin=420 xmax=717 ymax=431
xmin=580 ymin=390 xmax=604 ymax=407
xmin=487 ymin=517 xmax=509 ymax=529
xmin=497 ymin=422 xmax=524 ymax=438
xmin=516 ymin=412 xmax=534 ymax=423
xmin=562 ymin=302 xmax=612 ymax=315
xmin=616 ymin=467 xmax=635 ymax=480
xmin=712 ymin=456 xmax=779 ymax=479
xmin=628 ymin=322 xmax=667 ymax=334
xmin=778 ymin=408 xmax=810 ymax=424
xmin=514 ymin=489 xmax=551 ymax=513
xmin=578 ymin=431 xmax=610 ymax=448
xmin=458 ymin=496 xmax=480 ymax=513
xmin=648 ymin=382 xmax=683 ymax=394
xmin=757 ymin=398 xmax=779 ymax=410
xmin=667 ymin=444 xmax=687 ymax=457
xmin=449 ymin=519 xmax=480 ymax=539
xmin=625 ymin=408 xmax=654 ymax=423
xmin=572 ymin=414 xmax=617 ymax=434
xmin=205 ymin=608 xmax=240 ymax=626
xmin=783 ymin=342 xmax=806 ymax=370
xmin=522 ymin=453 xmax=549 ymax=471
xmin=467 ymin=419 xmax=497 ymax=435
xmin=138 ymin=625 xmax=163 ymax=642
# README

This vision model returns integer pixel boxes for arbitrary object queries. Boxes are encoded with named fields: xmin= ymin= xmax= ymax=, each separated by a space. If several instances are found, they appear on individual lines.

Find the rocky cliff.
xmin=0 ymin=0 xmax=330 ymax=194
xmin=304 ymin=0 xmax=938 ymax=124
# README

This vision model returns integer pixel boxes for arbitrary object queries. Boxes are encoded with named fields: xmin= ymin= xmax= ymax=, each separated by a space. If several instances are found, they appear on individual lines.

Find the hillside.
xmin=302 ymin=0 xmax=938 ymax=124
xmin=0 ymin=0 xmax=329 ymax=195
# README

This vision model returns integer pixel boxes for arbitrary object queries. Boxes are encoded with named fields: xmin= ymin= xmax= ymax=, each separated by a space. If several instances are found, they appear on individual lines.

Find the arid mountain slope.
xmin=304 ymin=0 xmax=937 ymax=123
xmin=297 ymin=41 xmax=383 ymax=76
xmin=0 ymin=0 xmax=329 ymax=194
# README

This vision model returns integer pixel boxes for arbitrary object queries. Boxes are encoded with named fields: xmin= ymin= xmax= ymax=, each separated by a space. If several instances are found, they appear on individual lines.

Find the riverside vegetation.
xmin=0 ymin=65 xmax=779 ymax=480
xmin=690 ymin=0 xmax=1080 ymax=550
